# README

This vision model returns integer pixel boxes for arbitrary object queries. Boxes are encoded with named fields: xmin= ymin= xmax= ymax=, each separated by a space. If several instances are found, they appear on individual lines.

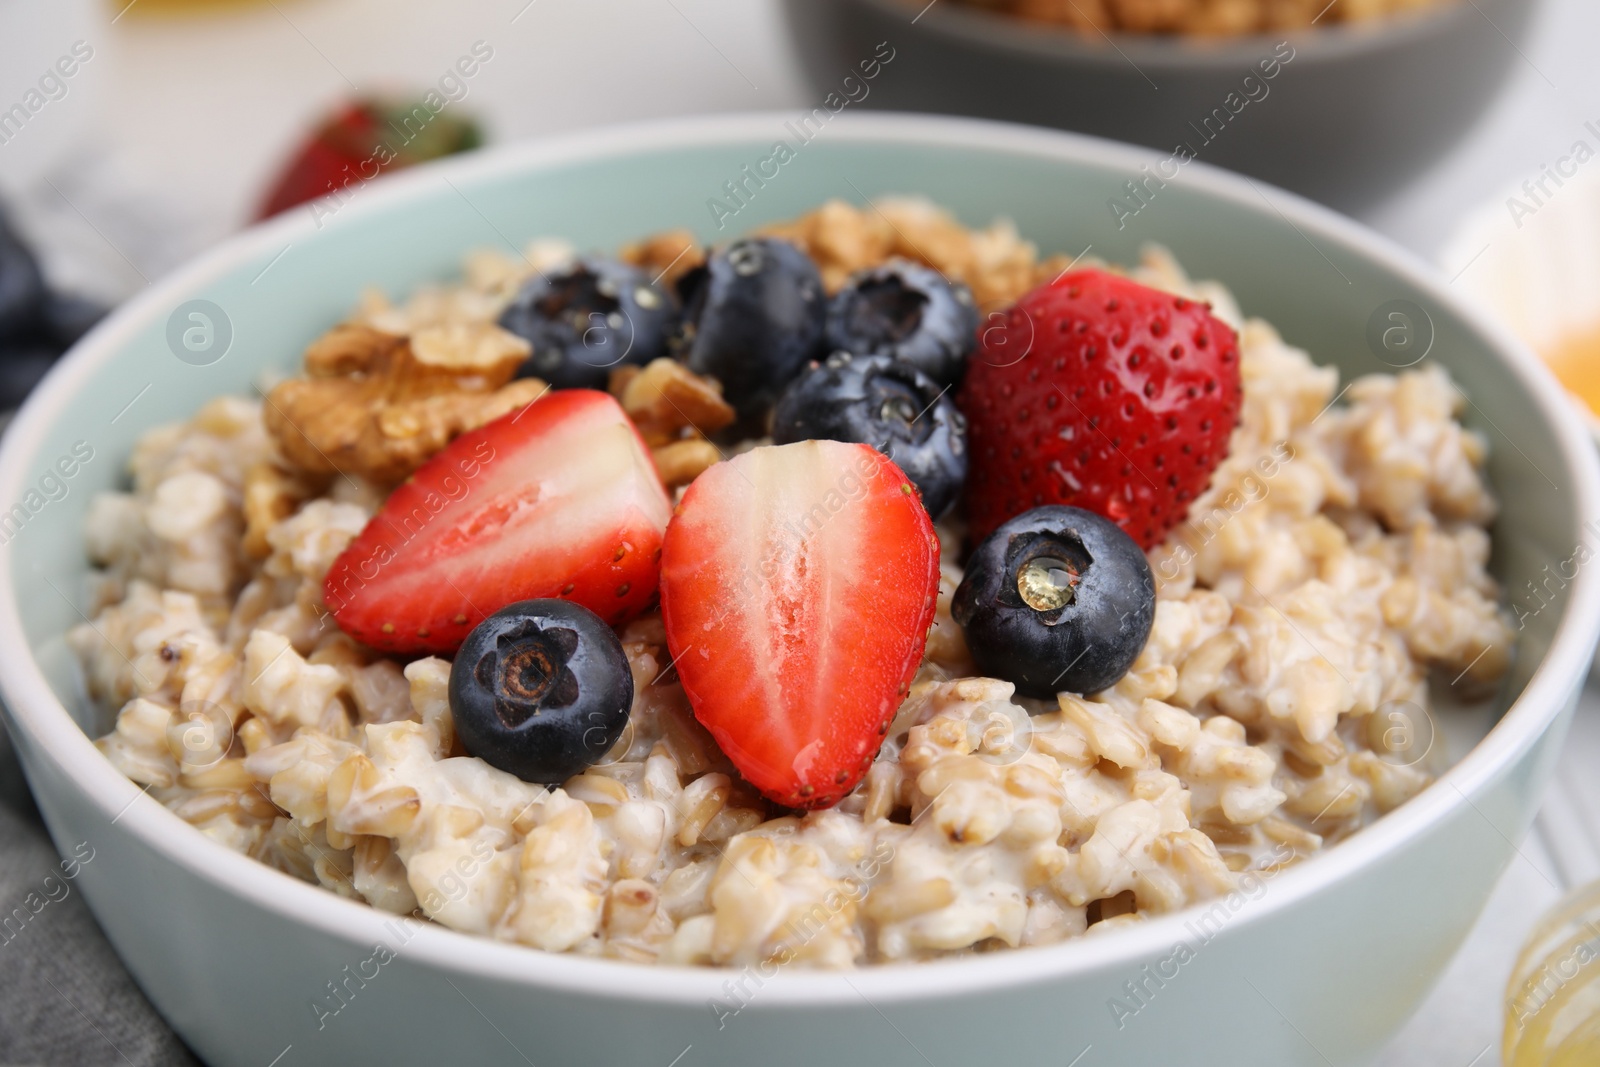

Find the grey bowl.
xmin=780 ymin=0 xmax=1540 ymax=211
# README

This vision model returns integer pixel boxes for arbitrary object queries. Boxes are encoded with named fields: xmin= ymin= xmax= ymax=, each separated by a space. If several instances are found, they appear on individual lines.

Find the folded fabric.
xmin=0 ymin=720 xmax=199 ymax=1067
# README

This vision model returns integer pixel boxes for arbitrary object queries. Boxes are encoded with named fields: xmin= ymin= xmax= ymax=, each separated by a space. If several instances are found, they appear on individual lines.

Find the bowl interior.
xmin=5 ymin=116 xmax=1579 ymax=784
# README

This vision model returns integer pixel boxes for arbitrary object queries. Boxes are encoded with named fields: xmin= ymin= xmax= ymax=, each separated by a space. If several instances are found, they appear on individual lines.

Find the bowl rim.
xmin=1 ymin=110 xmax=1597 ymax=1008
xmin=839 ymin=0 xmax=1498 ymax=68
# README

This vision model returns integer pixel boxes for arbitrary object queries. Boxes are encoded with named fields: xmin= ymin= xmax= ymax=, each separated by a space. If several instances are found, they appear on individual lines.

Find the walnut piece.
xmin=263 ymin=323 xmax=544 ymax=483
xmin=757 ymin=198 xmax=1044 ymax=311
xmin=242 ymin=461 xmax=324 ymax=559
xmin=651 ymin=439 xmax=722 ymax=489
xmin=611 ymin=358 xmax=734 ymax=447
xmin=618 ymin=229 xmax=704 ymax=291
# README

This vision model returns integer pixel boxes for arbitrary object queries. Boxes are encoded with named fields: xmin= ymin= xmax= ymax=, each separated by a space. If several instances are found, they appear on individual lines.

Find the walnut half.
xmin=263 ymin=323 xmax=546 ymax=483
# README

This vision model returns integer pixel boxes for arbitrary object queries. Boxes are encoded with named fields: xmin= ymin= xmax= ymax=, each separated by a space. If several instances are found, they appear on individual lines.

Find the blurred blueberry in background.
xmin=0 ymin=208 xmax=104 ymax=416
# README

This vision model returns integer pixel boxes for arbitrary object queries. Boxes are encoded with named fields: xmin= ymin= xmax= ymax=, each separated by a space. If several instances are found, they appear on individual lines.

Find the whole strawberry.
xmin=958 ymin=269 xmax=1242 ymax=550
xmin=256 ymin=98 xmax=482 ymax=221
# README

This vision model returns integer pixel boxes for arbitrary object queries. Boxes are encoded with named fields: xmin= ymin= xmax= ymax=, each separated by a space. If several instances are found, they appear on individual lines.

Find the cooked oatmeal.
xmin=71 ymin=200 xmax=1512 ymax=967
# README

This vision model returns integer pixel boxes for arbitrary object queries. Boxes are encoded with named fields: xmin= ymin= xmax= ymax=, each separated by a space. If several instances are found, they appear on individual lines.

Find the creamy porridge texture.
xmin=72 ymin=199 xmax=1512 ymax=967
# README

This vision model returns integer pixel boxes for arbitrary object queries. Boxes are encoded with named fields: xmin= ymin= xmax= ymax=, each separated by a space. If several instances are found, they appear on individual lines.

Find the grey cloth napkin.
xmin=0 ymin=720 xmax=200 ymax=1067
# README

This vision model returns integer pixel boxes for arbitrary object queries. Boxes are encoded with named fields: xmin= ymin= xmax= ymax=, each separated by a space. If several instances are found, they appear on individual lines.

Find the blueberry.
xmin=448 ymin=599 xmax=633 ymax=785
xmin=499 ymin=257 xmax=673 ymax=390
xmin=772 ymin=352 xmax=967 ymax=518
xmin=0 ymin=213 xmax=46 ymax=345
xmin=0 ymin=345 xmax=64 ymax=410
xmin=953 ymin=506 xmax=1155 ymax=699
xmin=668 ymin=237 xmax=826 ymax=421
xmin=37 ymin=293 xmax=106 ymax=349
xmin=825 ymin=261 xmax=978 ymax=387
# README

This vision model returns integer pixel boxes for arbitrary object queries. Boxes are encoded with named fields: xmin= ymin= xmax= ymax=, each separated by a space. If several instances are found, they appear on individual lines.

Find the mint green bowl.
xmin=2 ymin=114 xmax=1597 ymax=1067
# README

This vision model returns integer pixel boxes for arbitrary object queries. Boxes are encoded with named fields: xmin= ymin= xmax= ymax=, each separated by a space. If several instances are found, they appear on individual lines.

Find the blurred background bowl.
xmin=781 ymin=0 xmax=1541 ymax=212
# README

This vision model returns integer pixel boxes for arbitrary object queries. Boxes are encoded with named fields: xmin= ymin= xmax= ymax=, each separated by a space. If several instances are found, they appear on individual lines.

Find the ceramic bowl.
xmin=2 ymin=113 xmax=1597 ymax=1067
xmin=779 ymin=0 xmax=1541 ymax=211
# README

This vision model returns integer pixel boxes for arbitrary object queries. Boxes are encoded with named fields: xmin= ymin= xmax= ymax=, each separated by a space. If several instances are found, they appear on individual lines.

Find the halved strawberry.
xmin=659 ymin=440 xmax=940 ymax=809
xmin=324 ymin=389 xmax=670 ymax=655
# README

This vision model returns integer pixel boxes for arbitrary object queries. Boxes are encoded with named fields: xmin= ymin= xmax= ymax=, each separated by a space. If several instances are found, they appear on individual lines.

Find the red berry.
xmin=958 ymin=269 xmax=1242 ymax=549
xmin=256 ymin=98 xmax=482 ymax=220
xmin=324 ymin=390 xmax=670 ymax=655
xmin=660 ymin=440 xmax=940 ymax=809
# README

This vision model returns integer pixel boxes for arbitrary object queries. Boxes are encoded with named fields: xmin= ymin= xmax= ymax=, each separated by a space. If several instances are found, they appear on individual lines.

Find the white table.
xmin=9 ymin=1 xmax=1600 ymax=1063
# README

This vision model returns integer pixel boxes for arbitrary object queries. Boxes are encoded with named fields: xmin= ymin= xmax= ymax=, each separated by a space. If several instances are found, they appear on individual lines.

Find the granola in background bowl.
xmin=954 ymin=0 xmax=1453 ymax=36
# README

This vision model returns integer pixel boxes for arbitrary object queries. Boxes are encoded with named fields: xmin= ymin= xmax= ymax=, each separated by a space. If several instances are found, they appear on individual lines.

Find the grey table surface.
xmin=2 ymin=1 xmax=1599 ymax=1064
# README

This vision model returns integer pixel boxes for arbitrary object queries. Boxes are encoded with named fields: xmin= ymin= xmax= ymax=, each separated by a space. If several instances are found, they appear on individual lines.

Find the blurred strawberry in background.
xmin=255 ymin=97 xmax=483 ymax=220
